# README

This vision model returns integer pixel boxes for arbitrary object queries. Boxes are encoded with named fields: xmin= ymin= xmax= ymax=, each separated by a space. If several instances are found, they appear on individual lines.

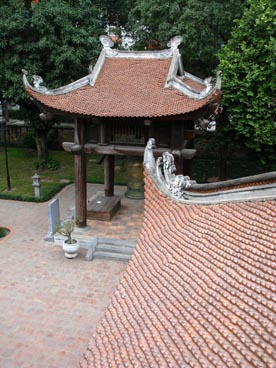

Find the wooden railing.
xmin=110 ymin=123 xmax=144 ymax=144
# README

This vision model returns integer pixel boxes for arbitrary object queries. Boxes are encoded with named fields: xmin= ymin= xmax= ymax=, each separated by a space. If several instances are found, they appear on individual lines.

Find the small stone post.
xmin=32 ymin=173 xmax=41 ymax=198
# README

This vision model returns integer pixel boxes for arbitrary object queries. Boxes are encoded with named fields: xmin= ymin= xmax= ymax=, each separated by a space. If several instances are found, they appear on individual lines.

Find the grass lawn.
xmin=0 ymin=147 xmax=128 ymax=201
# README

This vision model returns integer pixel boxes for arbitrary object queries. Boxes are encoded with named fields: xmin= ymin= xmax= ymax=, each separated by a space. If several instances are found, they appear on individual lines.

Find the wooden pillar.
xmin=104 ymin=155 xmax=115 ymax=197
xmin=99 ymin=120 xmax=106 ymax=145
xmin=74 ymin=119 xmax=87 ymax=228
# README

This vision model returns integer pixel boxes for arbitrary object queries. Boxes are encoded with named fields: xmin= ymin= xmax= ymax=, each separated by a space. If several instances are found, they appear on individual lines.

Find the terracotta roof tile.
xmin=80 ymin=172 xmax=276 ymax=367
xmin=180 ymin=76 xmax=206 ymax=92
xmin=25 ymin=58 xmax=219 ymax=118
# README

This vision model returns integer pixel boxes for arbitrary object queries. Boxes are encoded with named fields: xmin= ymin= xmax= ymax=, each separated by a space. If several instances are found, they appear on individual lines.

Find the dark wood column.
xmin=99 ymin=120 xmax=107 ymax=145
xmin=104 ymin=155 xmax=115 ymax=197
xmin=74 ymin=119 xmax=87 ymax=228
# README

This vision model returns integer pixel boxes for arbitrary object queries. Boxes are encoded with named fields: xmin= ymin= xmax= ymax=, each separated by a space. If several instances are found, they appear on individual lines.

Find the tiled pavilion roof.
xmin=80 ymin=142 xmax=276 ymax=367
xmin=23 ymin=36 xmax=221 ymax=118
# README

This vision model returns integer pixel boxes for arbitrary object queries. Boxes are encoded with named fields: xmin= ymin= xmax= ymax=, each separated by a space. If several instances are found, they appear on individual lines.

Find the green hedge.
xmin=0 ymin=182 xmax=72 ymax=202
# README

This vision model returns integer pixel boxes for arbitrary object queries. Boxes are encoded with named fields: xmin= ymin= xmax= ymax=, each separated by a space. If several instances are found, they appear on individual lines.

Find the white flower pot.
xmin=62 ymin=239 xmax=80 ymax=259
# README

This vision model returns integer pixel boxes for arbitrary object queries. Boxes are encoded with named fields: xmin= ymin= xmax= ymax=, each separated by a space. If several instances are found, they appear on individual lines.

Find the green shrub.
xmin=0 ymin=182 xmax=71 ymax=202
xmin=0 ymin=227 xmax=9 ymax=238
xmin=33 ymin=158 xmax=60 ymax=171
xmin=21 ymin=131 xmax=36 ymax=149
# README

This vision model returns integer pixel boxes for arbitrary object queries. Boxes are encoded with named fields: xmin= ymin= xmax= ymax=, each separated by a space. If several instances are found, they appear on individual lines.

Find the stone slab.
xmin=87 ymin=195 xmax=121 ymax=221
xmin=44 ymin=198 xmax=60 ymax=241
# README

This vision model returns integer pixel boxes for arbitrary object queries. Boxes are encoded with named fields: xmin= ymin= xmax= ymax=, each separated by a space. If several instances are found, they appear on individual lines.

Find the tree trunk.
xmin=34 ymin=129 xmax=49 ymax=167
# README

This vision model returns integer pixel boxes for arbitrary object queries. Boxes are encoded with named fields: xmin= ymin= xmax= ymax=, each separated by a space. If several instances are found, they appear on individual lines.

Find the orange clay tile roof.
xmin=25 ymin=58 xmax=219 ymax=118
xmin=80 ymin=171 xmax=276 ymax=367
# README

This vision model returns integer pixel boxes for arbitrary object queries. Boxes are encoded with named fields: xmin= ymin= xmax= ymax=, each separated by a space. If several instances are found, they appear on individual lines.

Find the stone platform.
xmin=87 ymin=195 xmax=121 ymax=221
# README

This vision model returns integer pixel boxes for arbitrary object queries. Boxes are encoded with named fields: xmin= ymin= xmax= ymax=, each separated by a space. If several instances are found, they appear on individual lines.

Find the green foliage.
xmin=56 ymin=220 xmax=75 ymax=243
xmin=218 ymin=0 xmax=276 ymax=167
xmin=128 ymin=0 xmax=244 ymax=76
xmin=0 ymin=227 xmax=10 ymax=238
xmin=0 ymin=0 xmax=103 ymax=102
xmin=0 ymin=0 xmax=104 ymax=164
xmin=21 ymin=131 xmax=36 ymax=149
xmin=95 ymin=0 xmax=132 ymax=28
xmin=0 ymin=147 xmax=129 ymax=201
xmin=33 ymin=157 xmax=60 ymax=171
xmin=0 ymin=182 xmax=71 ymax=203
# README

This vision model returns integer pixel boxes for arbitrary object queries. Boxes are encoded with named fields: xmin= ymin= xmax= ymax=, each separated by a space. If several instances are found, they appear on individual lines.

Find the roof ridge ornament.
xmin=144 ymin=139 xmax=276 ymax=204
xmin=144 ymin=138 xmax=196 ymax=199
xmin=99 ymin=35 xmax=118 ymax=57
xmin=167 ymin=36 xmax=183 ymax=50
xmin=22 ymin=69 xmax=90 ymax=95
xmin=99 ymin=35 xmax=114 ymax=49
xmin=157 ymin=152 xmax=195 ymax=197
xmin=32 ymin=75 xmax=48 ymax=92
xmin=22 ymin=69 xmax=49 ymax=93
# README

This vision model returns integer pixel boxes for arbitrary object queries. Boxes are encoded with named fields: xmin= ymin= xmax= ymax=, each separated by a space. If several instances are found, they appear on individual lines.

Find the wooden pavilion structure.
xmin=23 ymin=35 xmax=221 ymax=228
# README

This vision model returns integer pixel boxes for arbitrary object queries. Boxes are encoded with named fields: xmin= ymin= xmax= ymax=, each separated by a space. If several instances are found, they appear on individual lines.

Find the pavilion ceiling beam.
xmin=62 ymin=142 xmax=196 ymax=160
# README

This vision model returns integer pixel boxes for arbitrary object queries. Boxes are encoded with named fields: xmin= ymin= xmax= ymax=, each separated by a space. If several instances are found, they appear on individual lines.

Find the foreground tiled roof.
xmin=23 ymin=36 xmax=221 ymax=118
xmin=80 ymin=170 xmax=276 ymax=366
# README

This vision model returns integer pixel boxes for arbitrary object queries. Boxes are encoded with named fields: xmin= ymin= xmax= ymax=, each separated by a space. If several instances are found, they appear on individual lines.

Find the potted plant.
xmin=56 ymin=220 xmax=80 ymax=259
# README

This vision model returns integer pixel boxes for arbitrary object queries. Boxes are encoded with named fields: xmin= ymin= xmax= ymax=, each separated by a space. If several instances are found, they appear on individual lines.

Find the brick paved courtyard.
xmin=0 ymin=184 xmax=144 ymax=367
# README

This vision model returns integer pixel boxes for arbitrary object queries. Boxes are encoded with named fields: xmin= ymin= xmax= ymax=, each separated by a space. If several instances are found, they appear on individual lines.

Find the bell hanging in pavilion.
xmin=125 ymin=156 xmax=144 ymax=199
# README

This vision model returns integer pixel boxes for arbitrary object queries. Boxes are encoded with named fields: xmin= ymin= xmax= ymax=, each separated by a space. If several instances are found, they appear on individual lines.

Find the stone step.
xmin=93 ymin=251 xmax=131 ymax=262
xmin=77 ymin=237 xmax=137 ymax=261
xmin=96 ymin=243 xmax=134 ymax=255
xmin=54 ymin=233 xmax=136 ymax=261
xmin=98 ymin=237 xmax=136 ymax=247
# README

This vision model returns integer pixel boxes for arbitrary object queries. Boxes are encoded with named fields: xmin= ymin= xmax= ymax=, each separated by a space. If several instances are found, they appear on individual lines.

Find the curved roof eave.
xmin=22 ymin=69 xmax=91 ymax=96
xmin=25 ymin=84 xmax=220 ymax=119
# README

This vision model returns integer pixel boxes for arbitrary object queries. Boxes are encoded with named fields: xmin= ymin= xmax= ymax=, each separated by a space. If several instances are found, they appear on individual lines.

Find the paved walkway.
xmin=0 ymin=184 xmax=144 ymax=367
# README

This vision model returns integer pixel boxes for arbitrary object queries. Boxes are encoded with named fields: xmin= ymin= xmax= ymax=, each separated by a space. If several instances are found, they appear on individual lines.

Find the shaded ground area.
xmin=0 ymin=184 xmax=143 ymax=367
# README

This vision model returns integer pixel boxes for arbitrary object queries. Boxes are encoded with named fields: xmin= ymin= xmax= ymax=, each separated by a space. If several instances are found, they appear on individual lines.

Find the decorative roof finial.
xmin=167 ymin=36 xmax=183 ymax=50
xmin=22 ymin=69 xmax=47 ymax=92
xmin=144 ymin=138 xmax=196 ymax=199
xmin=33 ymin=75 xmax=44 ymax=89
xmin=99 ymin=35 xmax=114 ymax=49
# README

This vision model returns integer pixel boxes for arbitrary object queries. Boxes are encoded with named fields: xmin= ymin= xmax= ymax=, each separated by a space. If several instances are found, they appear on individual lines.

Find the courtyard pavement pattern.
xmin=0 ymin=184 xmax=144 ymax=368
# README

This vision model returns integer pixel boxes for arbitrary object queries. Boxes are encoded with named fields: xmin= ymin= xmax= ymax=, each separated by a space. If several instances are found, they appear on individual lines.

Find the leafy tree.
xmin=0 ymin=0 xmax=103 ymax=165
xmin=92 ymin=0 xmax=134 ymax=50
xmin=218 ymin=0 xmax=276 ymax=170
xmin=128 ymin=0 xmax=244 ymax=76
xmin=95 ymin=0 xmax=132 ymax=28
